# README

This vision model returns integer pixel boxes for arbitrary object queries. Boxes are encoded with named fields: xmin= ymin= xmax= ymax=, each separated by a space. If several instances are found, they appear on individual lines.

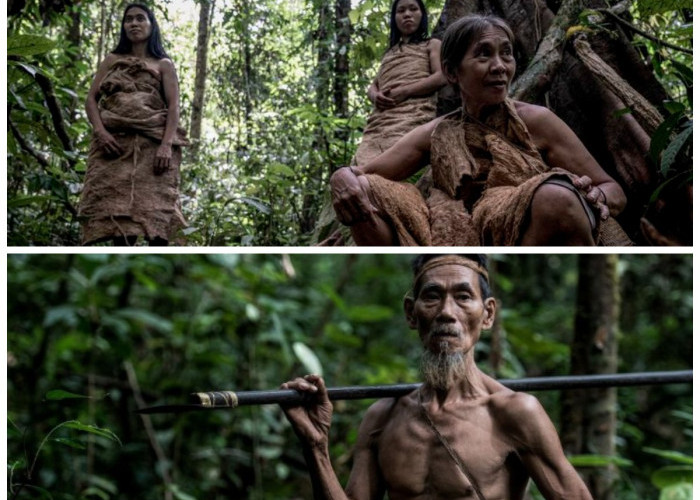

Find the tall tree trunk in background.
xmin=241 ymin=0 xmax=253 ymax=148
xmin=190 ymin=0 xmax=214 ymax=154
xmin=433 ymin=0 xmax=691 ymax=244
xmin=333 ymin=0 xmax=351 ymax=159
xmin=561 ymin=255 xmax=619 ymax=499
xmin=97 ymin=0 xmax=107 ymax=69
xmin=300 ymin=0 xmax=334 ymax=234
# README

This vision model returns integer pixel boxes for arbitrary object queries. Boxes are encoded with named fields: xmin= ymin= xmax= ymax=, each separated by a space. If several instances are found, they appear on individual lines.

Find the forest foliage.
xmin=7 ymin=254 xmax=693 ymax=498
xmin=6 ymin=0 xmax=693 ymax=245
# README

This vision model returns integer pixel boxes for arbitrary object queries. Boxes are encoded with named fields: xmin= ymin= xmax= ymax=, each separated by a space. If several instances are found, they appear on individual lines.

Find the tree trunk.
xmin=300 ymin=0 xmax=334 ymax=234
xmin=333 ymin=0 xmax=351 ymax=149
xmin=190 ymin=0 xmax=214 ymax=152
xmin=434 ymin=0 xmax=691 ymax=244
xmin=561 ymin=255 xmax=619 ymax=499
xmin=242 ymin=0 xmax=253 ymax=148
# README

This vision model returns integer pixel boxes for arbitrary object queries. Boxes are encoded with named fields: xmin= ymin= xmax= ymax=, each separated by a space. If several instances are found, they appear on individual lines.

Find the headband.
xmin=410 ymin=256 xmax=489 ymax=298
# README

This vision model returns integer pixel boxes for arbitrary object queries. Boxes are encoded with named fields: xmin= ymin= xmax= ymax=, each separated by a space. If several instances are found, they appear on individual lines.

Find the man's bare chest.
xmin=376 ymin=405 xmax=522 ymax=499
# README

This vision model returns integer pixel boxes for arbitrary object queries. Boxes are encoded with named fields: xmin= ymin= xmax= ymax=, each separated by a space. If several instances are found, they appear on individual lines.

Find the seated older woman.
xmin=330 ymin=14 xmax=628 ymax=246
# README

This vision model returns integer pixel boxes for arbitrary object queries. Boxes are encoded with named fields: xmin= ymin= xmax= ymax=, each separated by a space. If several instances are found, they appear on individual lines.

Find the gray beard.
xmin=420 ymin=341 xmax=468 ymax=391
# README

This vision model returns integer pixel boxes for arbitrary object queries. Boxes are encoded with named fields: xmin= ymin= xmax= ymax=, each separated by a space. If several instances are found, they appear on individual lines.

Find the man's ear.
xmin=404 ymin=296 xmax=417 ymax=330
xmin=482 ymin=297 xmax=497 ymax=330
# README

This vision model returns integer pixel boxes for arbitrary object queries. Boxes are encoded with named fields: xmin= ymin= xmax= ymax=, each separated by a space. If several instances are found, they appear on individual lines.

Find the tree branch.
xmin=572 ymin=35 xmax=663 ymax=135
xmin=510 ymin=0 xmax=582 ymax=102
xmin=124 ymin=361 xmax=174 ymax=500
xmin=599 ymin=9 xmax=693 ymax=55
xmin=8 ymin=119 xmax=79 ymax=217
xmin=16 ymin=64 xmax=77 ymax=168
xmin=9 ymin=119 xmax=50 ymax=168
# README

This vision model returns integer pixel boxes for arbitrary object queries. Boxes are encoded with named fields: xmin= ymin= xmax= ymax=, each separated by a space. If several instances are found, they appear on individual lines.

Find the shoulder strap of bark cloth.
xmin=418 ymin=393 xmax=487 ymax=500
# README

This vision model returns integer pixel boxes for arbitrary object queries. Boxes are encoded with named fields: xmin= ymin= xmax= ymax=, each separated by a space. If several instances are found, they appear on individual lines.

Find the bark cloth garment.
xmin=364 ymin=99 xmax=632 ymax=246
xmin=78 ymin=56 xmax=188 ymax=244
xmin=353 ymin=40 xmax=437 ymax=166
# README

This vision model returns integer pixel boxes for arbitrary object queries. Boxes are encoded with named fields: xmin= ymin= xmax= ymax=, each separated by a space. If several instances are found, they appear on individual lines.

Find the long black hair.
xmin=389 ymin=0 xmax=429 ymax=48
xmin=112 ymin=3 xmax=169 ymax=59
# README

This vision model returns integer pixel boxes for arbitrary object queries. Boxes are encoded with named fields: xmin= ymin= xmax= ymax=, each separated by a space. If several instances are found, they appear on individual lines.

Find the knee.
xmin=530 ymin=184 xmax=588 ymax=230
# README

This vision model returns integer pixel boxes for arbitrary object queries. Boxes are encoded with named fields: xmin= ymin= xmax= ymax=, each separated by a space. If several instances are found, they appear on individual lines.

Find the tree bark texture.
xmin=434 ymin=0 xmax=691 ymax=244
xmin=334 ymin=0 xmax=352 ymax=144
xmin=561 ymin=255 xmax=619 ymax=499
xmin=301 ymin=0 xmax=335 ymax=234
xmin=190 ymin=0 xmax=214 ymax=150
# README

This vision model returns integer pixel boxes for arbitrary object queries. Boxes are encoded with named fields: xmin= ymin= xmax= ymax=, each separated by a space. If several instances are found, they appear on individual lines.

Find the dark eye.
xmin=455 ymin=293 xmax=471 ymax=301
xmin=421 ymin=290 xmax=440 ymax=302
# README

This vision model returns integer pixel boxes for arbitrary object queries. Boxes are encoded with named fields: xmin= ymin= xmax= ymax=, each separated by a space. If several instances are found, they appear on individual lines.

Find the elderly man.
xmin=281 ymin=254 xmax=592 ymax=499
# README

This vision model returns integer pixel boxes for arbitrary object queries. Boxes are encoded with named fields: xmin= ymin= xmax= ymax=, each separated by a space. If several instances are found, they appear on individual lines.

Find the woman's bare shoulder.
xmin=513 ymin=101 xmax=555 ymax=126
xmin=428 ymin=37 xmax=442 ymax=50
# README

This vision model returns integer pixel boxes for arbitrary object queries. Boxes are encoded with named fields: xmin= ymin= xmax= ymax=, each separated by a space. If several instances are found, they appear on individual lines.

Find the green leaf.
xmin=612 ymin=107 xmax=632 ymax=118
xmin=239 ymin=196 xmax=271 ymax=214
xmin=168 ymin=484 xmax=198 ymax=500
xmin=660 ymin=125 xmax=692 ymax=177
xmin=324 ymin=323 xmax=363 ymax=348
xmin=63 ymin=422 xmax=122 ymax=446
xmin=663 ymin=483 xmax=694 ymax=500
xmin=568 ymin=454 xmax=633 ymax=467
xmin=8 ymin=195 xmax=52 ymax=208
xmin=649 ymin=112 xmax=683 ymax=165
xmin=87 ymin=475 xmax=118 ymax=494
xmin=652 ymin=466 xmax=693 ymax=489
xmin=116 ymin=309 xmax=172 ymax=333
xmin=643 ymin=447 xmax=693 ymax=464
xmin=18 ymin=484 xmax=53 ymax=499
xmin=663 ymin=101 xmax=686 ymax=115
xmin=636 ymin=0 xmax=693 ymax=18
xmin=52 ymin=437 xmax=86 ymax=450
xmin=292 ymin=341 xmax=323 ymax=375
xmin=45 ymin=389 xmax=90 ymax=401
xmin=43 ymin=305 xmax=79 ymax=328
xmin=345 ymin=304 xmax=395 ymax=322
xmin=82 ymin=486 xmax=110 ymax=500
xmin=659 ymin=482 xmax=693 ymax=500
xmin=268 ymin=162 xmax=296 ymax=177
xmin=7 ymin=34 xmax=57 ymax=56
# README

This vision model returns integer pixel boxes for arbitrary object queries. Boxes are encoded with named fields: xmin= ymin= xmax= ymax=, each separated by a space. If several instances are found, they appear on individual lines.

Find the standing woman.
xmin=79 ymin=3 xmax=188 ymax=246
xmin=353 ymin=0 xmax=445 ymax=166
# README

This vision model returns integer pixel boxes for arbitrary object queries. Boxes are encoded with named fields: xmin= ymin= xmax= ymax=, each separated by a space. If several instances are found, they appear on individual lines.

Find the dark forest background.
xmin=7 ymin=254 xmax=693 ymax=499
xmin=6 ymin=0 xmax=693 ymax=245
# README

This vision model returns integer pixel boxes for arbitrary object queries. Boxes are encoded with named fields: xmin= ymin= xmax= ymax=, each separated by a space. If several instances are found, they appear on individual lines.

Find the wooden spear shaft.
xmin=135 ymin=370 xmax=692 ymax=414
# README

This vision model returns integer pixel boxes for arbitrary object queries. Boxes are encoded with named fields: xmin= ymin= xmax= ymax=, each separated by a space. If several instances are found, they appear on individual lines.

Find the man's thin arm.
xmin=301 ymin=442 xmax=350 ymax=500
xmin=504 ymin=393 xmax=593 ymax=500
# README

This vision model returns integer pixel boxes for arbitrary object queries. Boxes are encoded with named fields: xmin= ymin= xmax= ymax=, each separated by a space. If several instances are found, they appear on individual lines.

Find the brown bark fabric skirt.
xmin=353 ymin=41 xmax=437 ymax=166
xmin=366 ymin=99 xmax=632 ymax=246
xmin=78 ymin=57 xmax=188 ymax=245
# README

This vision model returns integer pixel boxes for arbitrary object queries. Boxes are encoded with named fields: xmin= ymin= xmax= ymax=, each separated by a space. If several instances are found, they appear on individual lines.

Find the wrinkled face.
xmin=407 ymin=264 xmax=495 ymax=355
xmin=449 ymin=26 xmax=516 ymax=111
xmin=395 ymin=0 xmax=422 ymax=37
xmin=124 ymin=7 xmax=153 ymax=43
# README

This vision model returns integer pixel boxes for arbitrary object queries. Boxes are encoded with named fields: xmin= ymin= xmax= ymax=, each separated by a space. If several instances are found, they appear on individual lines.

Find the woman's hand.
xmin=573 ymin=175 xmax=610 ymax=221
xmin=95 ymin=129 xmax=124 ymax=157
xmin=280 ymin=375 xmax=333 ymax=447
xmin=154 ymin=143 xmax=172 ymax=175
xmin=384 ymin=83 xmax=411 ymax=105
xmin=372 ymin=88 xmax=397 ymax=110
xmin=330 ymin=167 xmax=377 ymax=225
